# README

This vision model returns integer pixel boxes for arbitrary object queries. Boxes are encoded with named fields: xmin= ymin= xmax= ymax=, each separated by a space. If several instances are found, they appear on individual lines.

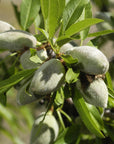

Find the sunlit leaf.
xmin=73 ymin=86 xmax=105 ymax=138
xmin=88 ymin=29 xmax=114 ymax=37
xmin=65 ymin=68 xmax=79 ymax=84
xmin=65 ymin=18 xmax=104 ymax=37
xmin=0 ymin=69 xmax=36 ymax=91
xmin=80 ymin=1 xmax=92 ymax=40
xmin=20 ymin=0 xmax=40 ymax=30
xmin=62 ymin=0 xmax=89 ymax=31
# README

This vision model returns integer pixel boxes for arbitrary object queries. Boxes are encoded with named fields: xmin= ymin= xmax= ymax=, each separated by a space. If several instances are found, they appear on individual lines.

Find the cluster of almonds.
xmin=0 ymin=20 xmax=110 ymax=144
xmin=63 ymin=45 xmax=109 ymax=108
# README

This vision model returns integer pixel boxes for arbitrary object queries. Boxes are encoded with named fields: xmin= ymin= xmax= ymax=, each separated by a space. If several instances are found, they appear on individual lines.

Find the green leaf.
xmin=108 ymin=96 xmax=114 ymax=107
xmin=57 ymin=35 xmax=71 ymax=47
xmin=48 ymin=0 xmax=59 ymax=38
xmin=57 ymin=34 xmax=80 ymax=47
xmin=65 ymin=68 xmax=79 ymax=84
xmin=35 ymin=33 xmax=47 ymax=42
xmin=48 ymin=0 xmax=65 ymax=38
xmin=62 ymin=0 xmax=89 ymax=31
xmin=30 ymin=55 xmax=42 ymax=64
xmin=20 ymin=0 xmax=40 ymax=30
xmin=86 ymin=103 xmax=104 ymax=130
xmin=108 ymin=87 xmax=114 ymax=98
xmin=38 ymin=28 xmax=49 ymax=39
xmin=61 ymin=54 xmax=78 ymax=65
xmin=58 ymin=0 xmax=65 ymax=20
xmin=54 ymin=88 xmax=64 ymax=107
xmin=63 ymin=83 xmax=72 ymax=99
xmin=40 ymin=0 xmax=49 ymax=30
xmin=80 ymin=1 xmax=92 ymax=40
xmin=106 ymin=72 xmax=113 ymax=90
xmin=54 ymin=123 xmax=80 ymax=144
xmin=88 ymin=29 xmax=114 ymax=37
xmin=65 ymin=18 xmax=104 ymax=37
xmin=0 ymin=93 xmax=7 ymax=106
xmin=73 ymin=86 xmax=105 ymax=138
xmin=0 ymin=69 xmax=36 ymax=91
xmin=105 ymin=123 xmax=114 ymax=142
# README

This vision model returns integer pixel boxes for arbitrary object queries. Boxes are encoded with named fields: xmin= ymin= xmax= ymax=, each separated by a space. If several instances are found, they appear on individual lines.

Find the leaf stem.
xmin=80 ymin=39 xmax=83 ymax=46
xmin=60 ymin=109 xmax=72 ymax=123
xmin=56 ymin=109 xmax=65 ymax=130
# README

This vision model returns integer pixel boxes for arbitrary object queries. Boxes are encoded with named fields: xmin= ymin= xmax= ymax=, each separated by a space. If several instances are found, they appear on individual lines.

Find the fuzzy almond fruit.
xmin=0 ymin=20 xmax=15 ymax=33
xmin=66 ymin=46 xmax=109 ymax=75
xmin=76 ymin=78 xmax=108 ymax=108
xmin=60 ymin=43 xmax=75 ymax=53
xmin=29 ymin=59 xmax=65 ymax=95
xmin=16 ymin=80 xmax=38 ymax=105
xmin=30 ymin=112 xmax=59 ymax=144
xmin=20 ymin=49 xmax=48 ymax=69
xmin=0 ymin=30 xmax=37 ymax=51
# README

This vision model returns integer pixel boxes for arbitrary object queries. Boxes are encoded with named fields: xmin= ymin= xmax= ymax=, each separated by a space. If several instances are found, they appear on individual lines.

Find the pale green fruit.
xmin=0 ymin=30 xmax=37 ymax=51
xmin=30 ymin=112 xmax=59 ymax=144
xmin=16 ymin=80 xmax=38 ymax=105
xmin=66 ymin=46 xmax=109 ymax=75
xmin=76 ymin=78 xmax=108 ymax=108
xmin=60 ymin=43 xmax=74 ymax=53
xmin=29 ymin=59 xmax=65 ymax=95
xmin=20 ymin=49 xmax=48 ymax=69
xmin=37 ymin=49 xmax=48 ymax=61
xmin=0 ymin=20 xmax=15 ymax=33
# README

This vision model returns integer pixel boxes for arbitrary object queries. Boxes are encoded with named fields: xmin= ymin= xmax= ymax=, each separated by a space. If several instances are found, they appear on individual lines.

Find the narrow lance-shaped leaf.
xmin=48 ymin=0 xmax=59 ymax=38
xmin=106 ymin=72 xmax=113 ymax=91
xmin=88 ymin=29 xmax=114 ymax=37
xmin=54 ymin=124 xmax=80 ymax=144
xmin=0 ymin=93 xmax=6 ymax=106
xmin=86 ymin=103 xmax=104 ymax=130
xmin=20 ymin=0 xmax=40 ymax=30
xmin=80 ymin=1 xmax=92 ymax=40
xmin=65 ymin=18 xmax=104 ymax=37
xmin=58 ymin=0 xmax=65 ymax=20
xmin=62 ymin=0 xmax=80 ymax=31
xmin=62 ymin=0 xmax=89 ymax=31
xmin=73 ymin=86 xmax=105 ymax=138
xmin=40 ymin=0 xmax=49 ymax=30
xmin=0 ymin=69 xmax=36 ymax=91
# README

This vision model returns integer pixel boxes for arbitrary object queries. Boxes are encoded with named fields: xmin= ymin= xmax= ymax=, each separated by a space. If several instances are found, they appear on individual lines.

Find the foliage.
xmin=0 ymin=0 xmax=114 ymax=143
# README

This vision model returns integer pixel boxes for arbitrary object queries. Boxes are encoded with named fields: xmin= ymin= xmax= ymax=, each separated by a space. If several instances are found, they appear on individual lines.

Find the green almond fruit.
xmin=66 ymin=46 xmax=109 ymax=75
xmin=76 ymin=78 xmax=108 ymax=108
xmin=30 ymin=112 xmax=59 ymax=144
xmin=37 ymin=49 xmax=48 ymax=61
xmin=0 ymin=20 xmax=15 ymax=33
xmin=29 ymin=59 xmax=65 ymax=95
xmin=20 ymin=49 xmax=48 ymax=69
xmin=0 ymin=30 xmax=37 ymax=51
xmin=60 ymin=43 xmax=74 ymax=53
xmin=16 ymin=80 xmax=38 ymax=105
